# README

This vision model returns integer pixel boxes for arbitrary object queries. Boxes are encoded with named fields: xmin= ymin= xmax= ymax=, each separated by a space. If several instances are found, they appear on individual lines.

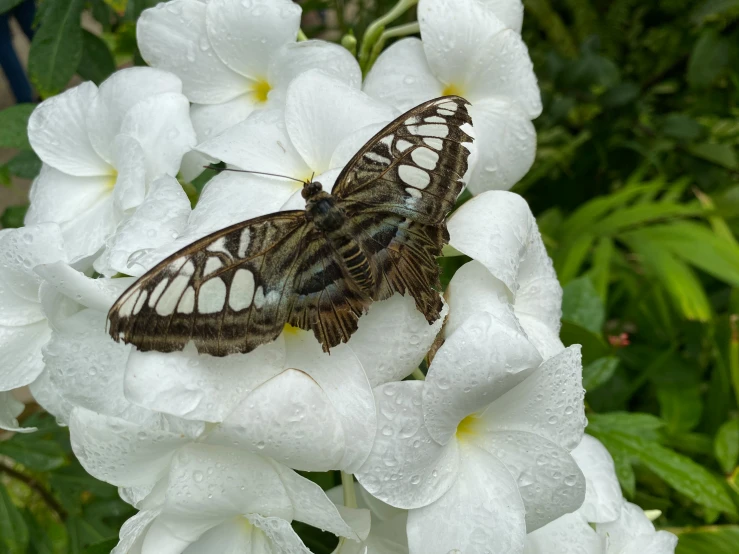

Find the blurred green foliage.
xmin=1 ymin=0 xmax=739 ymax=552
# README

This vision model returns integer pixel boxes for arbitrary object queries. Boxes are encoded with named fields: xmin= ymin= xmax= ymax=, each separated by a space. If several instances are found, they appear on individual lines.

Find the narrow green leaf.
xmin=715 ymin=419 xmax=739 ymax=474
xmin=83 ymin=539 xmax=119 ymax=554
xmin=562 ymin=277 xmax=605 ymax=334
xmin=692 ymin=0 xmax=739 ymax=24
xmin=676 ymin=525 xmax=739 ymax=554
xmin=657 ymin=386 xmax=703 ymax=434
xmin=76 ymin=30 xmax=116 ymax=85
xmin=602 ymin=440 xmax=636 ymax=497
xmin=0 ymin=104 xmax=35 ymax=149
xmin=555 ymin=233 xmax=593 ymax=284
xmin=0 ymin=483 xmax=29 ymax=554
xmin=588 ymin=237 xmax=614 ymax=303
xmin=597 ymin=203 xmax=705 ymax=235
xmin=587 ymin=412 xmax=665 ymax=440
xmin=0 ymin=205 xmax=28 ymax=229
xmin=0 ymin=434 xmax=66 ymax=471
xmin=0 ymin=0 xmax=24 ymax=14
xmin=66 ymin=517 xmax=106 ymax=554
xmin=583 ymin=356 xmax=619 ymax=391
xmin=7 ymin=150 xmax=42 ymax=179
xmin=662 ymin=114 xmax=704 ymax=141
xmin=28 ymin=0 xmax=86 ymax=97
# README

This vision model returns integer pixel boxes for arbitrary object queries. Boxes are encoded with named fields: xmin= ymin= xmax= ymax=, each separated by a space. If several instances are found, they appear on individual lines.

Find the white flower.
xmin=0 ymin=391 xmax=32 ymax=433
xmin=107 ymin=443 xmax=368 ymax=554
xmin=26 ymin=68 xmax=196 ymax=263
xmin=446 ymin=191 xmax=564 ymax=360
xmin=137 ymin=0 xmax=362 ymax=179
xmin=525 ymin=436 xmax=677 ymax=554
xmin=363 ymin=0 xmax=541 ymax=193
xmin=0 ymin=223 xmax=66 ymax=431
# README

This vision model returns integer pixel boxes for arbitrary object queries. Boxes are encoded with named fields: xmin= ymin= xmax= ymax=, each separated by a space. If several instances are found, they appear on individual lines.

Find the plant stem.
xmin=341 ymin=471 xmax=358 ymax=509
xmin=412 ymin=367 xmax=426 ymax=380
xmin=366 ymin=21 xmax=420 ymax=73
xmin=297 ymin=28 xmax=308 ymax=41
xmin=0 ymin=462 xmax=67 ymax=521
xmin=358 ymin=0 xmax=418 ymax=73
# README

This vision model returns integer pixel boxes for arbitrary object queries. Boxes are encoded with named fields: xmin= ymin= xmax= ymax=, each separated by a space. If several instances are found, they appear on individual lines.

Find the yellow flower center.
xmin=283 ymin=323 xmax=301 ymax=336
xmin=106 ymin=169 xmax=118 ymax=190
xmin=442 ymin=82 xmax=465 ymax=97
xmin=456 ymin=414 xmax=480 ymax=441
xmin=252 ymin=78 xmax=272 ymax=103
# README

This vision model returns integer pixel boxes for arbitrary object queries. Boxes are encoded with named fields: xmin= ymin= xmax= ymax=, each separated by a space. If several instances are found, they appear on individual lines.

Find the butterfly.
xmin=107 ymin=96 xmax=474 ymax=356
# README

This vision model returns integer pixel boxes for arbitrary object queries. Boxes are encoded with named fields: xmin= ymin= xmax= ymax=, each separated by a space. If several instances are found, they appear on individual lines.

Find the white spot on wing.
xmin=204 ymin=257 xmax=223 ymax=276
xmin=405 ymin=187 xmax=422 ymax=198
xmin=178 ymin=287 xmax=195 ymax=314
xmin=409 ymin=124 xmax=448 ymax=138
xmin=148 ymin=279 xmax=169 ymax=307
xmin=365 ymin=152 xmax=391 ymax=165
xmin=118 ymin=294 xmax=137 ymax=318
xmin=398 ymin=165 xmax=431 ymax=189
xmin=396 ymin=139 xmax=413 ymax=152
xmin=207 ymin=237 xmax=231 ymax=256
xmin=156 ymin=275 xmax=189 ymax=316
xmin=425 ymin=116 xmax=446 ymax=124
xmin=180 ymin=260 xmax=195 ymax=276
xmin=437 ymin=108 xmax=455 ymax=116
xmin=133 ymin=291 xmax=148 ymax=315
xmin=405 ymin=116 xmax=420 ymax=125
xmin=437 ymin=101 xmax=458 ymax=112
xmin=237 ymin=228 xmax=251 ymax=258
xmin=380 ymin=135 xmax=394 ymax=148
xmin=229 ymin=269 xmax=255 ymax=311
xmin=198 ymin=278 xmax=227 ymax=314
xmin=411 ymin=147 xmax=439 ymax=170
xmin=424 ymin=137 xmax=443 ymax=150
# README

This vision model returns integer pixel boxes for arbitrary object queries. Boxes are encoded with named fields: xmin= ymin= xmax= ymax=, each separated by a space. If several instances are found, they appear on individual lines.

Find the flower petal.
xmin=424 ymin=311 xmax=542 ymax=445
xmin=28 ymin=82 xmax=110 ymax=177
xmin=571 ymin=435 xmax=622 ymax=523
xmin=363 ymin=38 xmax=443 ymax=112
xmin=269 ymin=40 xmax=362 ymax=103
xmin=477 ymin=346 xmax=586 ymax=450
xmin=480 ymin=0 xmax=524 ymax=33
xmin=29 ymin=368 xmax=74 ymax=424
xmin=196 ymin=108 xmax=310 ymax=179
xmin=595 ymin=501 xmax=665 ymax=553
xmin=118 ymin=92 xmax=196 ymax=180
xmin=190 ymin=93 xmax=259 ymax=146
xmin=466 ymin=98 xmax=536 ymax=193
xmin=285 ymin=70 xmax=395 ymax=173
xmin=475 ymin=430 xmax=586 ymax=532
xmin=524 ymin=511 xmax=600 ymax=554
xmin=125 ymin=339 xmax=285 ymax=422
xmin=95 ymin=175 xmax=191 ymax=277
xmin=205 ymin=0 xmax=301 ymax=80
xmin=268 ymin=461 xmax=365 ymax=540
xmin=70 ymin=407 xmax=200 ymax=488
xmin=0 ymin=322 xmax=51 ymax=389
xmin=620 ymin=532 xmax=678 ymax=554
xmin=111 ymin=134 xmax=148 ymax=212
xmin=44 ymin=309 xmax=157 ymax=424
xmin=349 ymin=294 xmax=446 ymax=387
xmin=247 ymin=515 xmax=312 ymax=554
xmin=208 ymin=368 xmax=345 ymax=471
xmin=35 ymin=263 xmax=133 ymax=312
xmin=448 ymin=191 xmax=532 ymax=293
xmin=284 ymin=331 xmax=376 ymax=472
xmin=112 ymin=509 xmax=161 ymax=554
xmin=418 ymin=0 xmax=506 ymax=91
xmin=406 ymin=444 xmax=526 ymax=554
xmin=25 ymin=165 xmax=109 ymax=226
xmin=86 ymin=67 xmax=184 ymax=164
xmin=136 ymin=0 xmax=249 ymax=104
xmin=60 ymin=194 xmax=118 ymax=262
xmin=355 ymin=381 xmax=460 ymax=510
xmin=0 ymin=391 xmax=35 ymax=433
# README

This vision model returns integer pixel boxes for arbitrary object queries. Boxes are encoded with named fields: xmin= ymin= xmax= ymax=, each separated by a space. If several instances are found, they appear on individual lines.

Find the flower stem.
xmin=340 ymin=471 xmax=358 ymax=508
xmin=358 ymin=0 xmax=419 ymax=74
xmin=0 ymin=461 xmax=67 ymax=521
xmin=366 ymin=21 xmax=421 ymax=74
xmin=297 ymin=28 xmax=308 ymax=41
xmin=412 ymin=367 xmax=426 ymax=380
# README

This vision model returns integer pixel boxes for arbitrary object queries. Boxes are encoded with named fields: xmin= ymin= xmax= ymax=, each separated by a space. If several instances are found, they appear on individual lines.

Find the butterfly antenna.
xmin=204 ymin=165 xmax=306 ymax=184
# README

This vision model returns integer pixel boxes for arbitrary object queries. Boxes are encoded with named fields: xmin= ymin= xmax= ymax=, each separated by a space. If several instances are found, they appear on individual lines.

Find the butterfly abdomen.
xmin=330 ymin=233 xmax=375 ymax=295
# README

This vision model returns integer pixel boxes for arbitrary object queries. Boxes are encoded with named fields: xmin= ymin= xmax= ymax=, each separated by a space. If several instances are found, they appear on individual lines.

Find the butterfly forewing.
xmin=108 ymin=95 xmax=474 ymax=355
xmin=333 ymin=96 xmax=474 ymax=225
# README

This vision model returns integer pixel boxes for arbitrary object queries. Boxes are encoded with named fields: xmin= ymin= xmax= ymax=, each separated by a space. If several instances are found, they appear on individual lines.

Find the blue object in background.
xmin=0 ymin=0 xmax=36 ymax=104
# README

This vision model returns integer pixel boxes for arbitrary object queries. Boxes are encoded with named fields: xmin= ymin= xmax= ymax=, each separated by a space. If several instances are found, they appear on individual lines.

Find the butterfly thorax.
xmin=303 ymin=181 xmax=375 ymax=294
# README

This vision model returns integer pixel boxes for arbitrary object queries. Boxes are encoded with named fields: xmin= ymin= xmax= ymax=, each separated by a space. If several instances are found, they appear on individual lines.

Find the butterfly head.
xmin=301 ymin=180 xmax=323 ymax=200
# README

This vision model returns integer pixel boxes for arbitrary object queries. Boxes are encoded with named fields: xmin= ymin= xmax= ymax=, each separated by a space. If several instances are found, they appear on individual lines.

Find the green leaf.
xmin=0 ymin=0 xmax=24 ymax=14
xmin=562 ymin=277 xmax=605 ymax=334
xmin=66 ymin=517 xmax=106 ymax=554
xmin=597 ymin=203 xmax=705 ymax=235
xmin=688 ymin=143 xmax=738 ymax=170
xmin=555 ymin=233 xmax=594 ymax=284
xmin=1 ymin=205 xmax=29 ymax=229
xmin=587 ymin=412 xmax=665 ymax=440
xmin=28 ymin=0 xmax=86 ymax=97
xmin=7 ymin=150 xmax=42 ymax=179
xmin=591 ymin=429 xmax=737 ymax=515
xmin=102 ymin=0 xmax=127 ymax=14
xmin=559 ymin=321 xmax=609 ymax=365
xmin=0 ymin=104 xmax=35 ymax=150
xmin=692 ymin=0 xmax=739 ymax=24
xmin=0 ymin=482 xmax=29 ymax=554
xmin=0 ymin=433 xmax=67 ymax=471
xmin=676 ymin=525 xmax=739 ymax=554
xmin=583 ymin=356 xmax=619 ymax=391
xmin=662 ymin=114 xmax=704 ymax=141
xmin=687 ymin=29 xmax=730 ymax=88
xmin=83 ymin=539 xmax=119 ymax=554
xmin=657 ymin=386 xmax=703 ymax=434
xmin=607 ymin=444 xmax=636 ymax=497
xmin=76 ymin=30 xmax=116 ymax=85
xmin=715 ymin=419 xmax=739 ymax=474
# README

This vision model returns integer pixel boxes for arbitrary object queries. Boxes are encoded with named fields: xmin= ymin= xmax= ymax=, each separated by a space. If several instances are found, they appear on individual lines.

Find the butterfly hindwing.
xmin=333 ymin=96 xmax=473 ymax=226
